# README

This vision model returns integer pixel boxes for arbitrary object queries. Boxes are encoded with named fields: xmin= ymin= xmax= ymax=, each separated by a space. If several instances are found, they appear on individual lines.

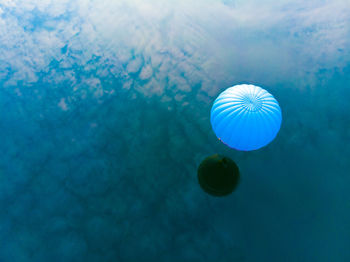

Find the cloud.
xmin=58 ymin=97 xmax=68 ymax=111
xmin=0 ymin=1 xmax=350 ymax=261
xmin=0 ymin=0 xmax=349 ymax=96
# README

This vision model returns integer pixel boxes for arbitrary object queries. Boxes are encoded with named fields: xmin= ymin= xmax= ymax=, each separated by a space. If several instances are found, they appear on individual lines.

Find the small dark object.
xmin=197 ymin=154 xmax=240 ymax=197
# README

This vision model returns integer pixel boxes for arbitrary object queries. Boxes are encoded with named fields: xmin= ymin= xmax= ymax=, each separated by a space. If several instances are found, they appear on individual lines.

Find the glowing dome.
xmin=210 ymin=84 xmax=282 ymax=151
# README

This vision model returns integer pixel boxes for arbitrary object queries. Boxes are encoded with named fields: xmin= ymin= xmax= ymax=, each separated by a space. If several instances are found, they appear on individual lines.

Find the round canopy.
xmin=210 ymin=84 xmax=282 ymax=151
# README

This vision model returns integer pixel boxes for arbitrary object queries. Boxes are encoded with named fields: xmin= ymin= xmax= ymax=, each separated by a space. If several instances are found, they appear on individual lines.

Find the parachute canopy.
xmin=210 ymin=84 xmax=282 ymax=151
xmin=197 ymin=154 xmax=240 ymax=197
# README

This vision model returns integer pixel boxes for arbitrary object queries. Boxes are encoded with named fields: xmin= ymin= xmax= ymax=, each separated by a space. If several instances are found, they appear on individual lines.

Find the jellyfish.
xmin=211 ymin=84 xmax=282 ymax=151
xmin=197 ymin=154 xmax=240 ymax=197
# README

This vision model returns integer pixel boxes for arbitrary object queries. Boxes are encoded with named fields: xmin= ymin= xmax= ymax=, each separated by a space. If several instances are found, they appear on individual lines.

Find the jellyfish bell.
xmin=197 ymin=154 xmax=240 ymax=197
xmin=211 ymin=84 xmax=282 ymax=151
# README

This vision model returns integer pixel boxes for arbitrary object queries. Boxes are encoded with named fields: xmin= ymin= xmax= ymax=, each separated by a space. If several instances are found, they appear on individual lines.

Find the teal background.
xmin=0 ymin=1 xmax=349 ymax=261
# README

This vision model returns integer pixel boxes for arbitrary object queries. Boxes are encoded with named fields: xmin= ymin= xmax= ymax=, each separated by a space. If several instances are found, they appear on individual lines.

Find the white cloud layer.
xmin=0 ymin=0 xmax=349 ymax=97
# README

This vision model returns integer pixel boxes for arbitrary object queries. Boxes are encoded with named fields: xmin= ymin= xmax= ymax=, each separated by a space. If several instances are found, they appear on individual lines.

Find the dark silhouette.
xmin=197 ymin=154 xmax=240 ymax=197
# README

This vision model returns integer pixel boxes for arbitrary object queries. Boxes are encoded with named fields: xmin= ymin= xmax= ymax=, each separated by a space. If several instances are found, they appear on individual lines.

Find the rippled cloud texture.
xmin=0 ymin=0 xmax=349 ymax=261
xmin=1 ymin=0 xmax=349 ymax=92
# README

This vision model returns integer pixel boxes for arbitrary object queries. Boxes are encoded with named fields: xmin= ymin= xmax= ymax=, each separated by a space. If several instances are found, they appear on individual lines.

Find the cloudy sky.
xmin=0 ymin=0 xmax=349 ymax=261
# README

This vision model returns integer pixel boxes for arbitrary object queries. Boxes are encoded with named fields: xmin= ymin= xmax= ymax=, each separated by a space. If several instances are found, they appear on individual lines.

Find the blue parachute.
xmin=210 ymin=84 xmax=282 ymax=151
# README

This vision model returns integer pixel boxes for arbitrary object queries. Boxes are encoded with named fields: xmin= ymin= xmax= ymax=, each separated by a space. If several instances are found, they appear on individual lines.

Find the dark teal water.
xmin=0 ymin=1 xmax=349 ymax=261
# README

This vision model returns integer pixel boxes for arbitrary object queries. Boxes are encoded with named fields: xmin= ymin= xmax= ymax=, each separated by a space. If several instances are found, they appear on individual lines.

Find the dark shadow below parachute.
xmin=197 ymin=154 xmax=240 ymax=197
